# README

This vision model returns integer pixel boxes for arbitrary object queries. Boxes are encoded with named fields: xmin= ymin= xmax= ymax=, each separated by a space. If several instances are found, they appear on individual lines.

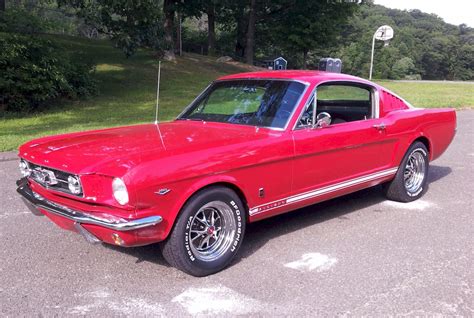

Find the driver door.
xmin=291 ymin=83 xmax=396 ymax=197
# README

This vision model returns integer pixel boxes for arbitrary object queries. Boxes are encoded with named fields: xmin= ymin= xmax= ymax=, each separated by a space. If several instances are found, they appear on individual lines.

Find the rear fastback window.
xmin=179 ymin=80 xmax=306 ymax=129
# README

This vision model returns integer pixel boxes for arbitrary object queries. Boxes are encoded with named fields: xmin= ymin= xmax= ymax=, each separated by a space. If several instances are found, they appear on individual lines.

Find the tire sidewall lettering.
xmin=184 ymin=216 xmax=196 ymax=261
xmin=184 ymin=196 xmax=243 ymax=262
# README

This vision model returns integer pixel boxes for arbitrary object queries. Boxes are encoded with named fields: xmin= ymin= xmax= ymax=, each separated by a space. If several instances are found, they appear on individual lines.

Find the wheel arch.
xmin=186 ymin=181 xmax=249 ymax=217
xmin=412 ymin=135 xmax=432 ymax=160
xmin=163 ymin=177 xmax=251 ymax=240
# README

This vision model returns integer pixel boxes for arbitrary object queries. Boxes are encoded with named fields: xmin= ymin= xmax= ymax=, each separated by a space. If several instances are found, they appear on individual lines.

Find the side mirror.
xmin=315 ymin=112 xmax=331 ymax=128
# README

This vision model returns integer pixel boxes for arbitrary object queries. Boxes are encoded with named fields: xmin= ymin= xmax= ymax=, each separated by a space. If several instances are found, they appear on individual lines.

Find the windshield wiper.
xmin=177 ymin=117 xmax=204 ymax=122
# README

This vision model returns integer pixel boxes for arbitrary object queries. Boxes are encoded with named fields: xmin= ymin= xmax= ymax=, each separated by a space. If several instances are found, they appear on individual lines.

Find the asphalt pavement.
xmin=0 ymin=111 xmax=473 ymax=316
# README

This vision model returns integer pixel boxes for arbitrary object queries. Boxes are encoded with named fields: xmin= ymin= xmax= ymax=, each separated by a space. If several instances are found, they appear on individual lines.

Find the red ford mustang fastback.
xmin=16 ymin=70 xmax=456 ymax=276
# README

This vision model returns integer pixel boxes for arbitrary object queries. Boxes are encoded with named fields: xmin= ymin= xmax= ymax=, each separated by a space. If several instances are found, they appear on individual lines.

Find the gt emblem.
xmin=155 ymin=188 xmax=171 ymax=195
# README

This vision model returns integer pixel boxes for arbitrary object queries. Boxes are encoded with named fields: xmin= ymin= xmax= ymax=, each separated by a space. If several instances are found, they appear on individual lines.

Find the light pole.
xmin=369 ymin=25 xmax=394 ymax=80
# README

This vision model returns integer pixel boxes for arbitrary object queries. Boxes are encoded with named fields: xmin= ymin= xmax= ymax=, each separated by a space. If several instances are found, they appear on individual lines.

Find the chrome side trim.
xmin=16 ymin=178 xmax=163 ymax=231
xmin=249 ymin=167 xmax=398 ymax=216
xmin=373 ymin=89 xmax=380 ymax=119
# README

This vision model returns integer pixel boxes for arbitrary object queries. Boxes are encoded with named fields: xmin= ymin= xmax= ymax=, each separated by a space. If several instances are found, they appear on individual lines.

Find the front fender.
xmin=133 ymin=174 xmax=250 ymax=241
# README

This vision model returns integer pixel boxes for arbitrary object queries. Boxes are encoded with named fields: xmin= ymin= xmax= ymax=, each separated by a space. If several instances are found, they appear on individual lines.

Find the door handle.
xmin=373 ymin=123 xmax=386 ymax=131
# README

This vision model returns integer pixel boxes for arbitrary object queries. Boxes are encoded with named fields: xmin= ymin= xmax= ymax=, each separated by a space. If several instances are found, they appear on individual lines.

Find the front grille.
xmin=26 ymin=161 xmax=83 ymax=196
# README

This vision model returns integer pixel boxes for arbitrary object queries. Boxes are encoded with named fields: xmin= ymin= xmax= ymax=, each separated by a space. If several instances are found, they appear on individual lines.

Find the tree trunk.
xmin=176 ymin=12 xmax=182 ymax=56
xmin=0 ymin=0 xmax=5 ymax=11
xmin=163 ymin=0 xmax=176 ymax=61
xmin=207 ymin=3 xmax=216 ymax=56
xmin=234 ymin=6 xmax=247 ymax=58
xmin=245 ymin=0 xmax=256 ymax=65
xmin=303 ymin=49 xmax=308 ymax=69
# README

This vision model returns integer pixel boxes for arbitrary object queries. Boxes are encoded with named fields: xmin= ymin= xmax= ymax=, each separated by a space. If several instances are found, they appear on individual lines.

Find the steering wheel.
xmin=298 ymin=108 xmax=313 ymax=127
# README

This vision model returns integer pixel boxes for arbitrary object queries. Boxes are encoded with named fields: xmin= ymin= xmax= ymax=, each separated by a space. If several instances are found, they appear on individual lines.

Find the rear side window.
xmin=318 ymin=85 xmax=370 ymax=101
xmin=317 ymin=84 xmax=372 ymax=124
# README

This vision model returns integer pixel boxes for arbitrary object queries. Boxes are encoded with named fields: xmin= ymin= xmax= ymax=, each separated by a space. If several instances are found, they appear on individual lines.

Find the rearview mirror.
xmin=315 ymin=112 xmax=331 ymax=128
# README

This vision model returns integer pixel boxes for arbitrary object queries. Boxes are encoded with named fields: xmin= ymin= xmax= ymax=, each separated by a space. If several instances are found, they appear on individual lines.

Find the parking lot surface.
xmin=0 ymin=111 xmax=472 ymax=316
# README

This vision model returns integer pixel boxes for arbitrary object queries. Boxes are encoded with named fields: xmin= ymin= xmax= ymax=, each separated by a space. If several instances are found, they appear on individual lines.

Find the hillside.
xmin=335 ymin=5 xmax=473 ymax=80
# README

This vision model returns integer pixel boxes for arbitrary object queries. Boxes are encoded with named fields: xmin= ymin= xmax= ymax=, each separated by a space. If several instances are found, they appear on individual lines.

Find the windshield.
xmin=178 ymin=80 xmax=306 ymax=129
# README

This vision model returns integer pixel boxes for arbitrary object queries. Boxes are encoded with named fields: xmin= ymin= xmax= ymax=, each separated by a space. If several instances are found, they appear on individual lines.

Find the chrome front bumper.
xmin=16 ymin=178 xmax=163 ymax=232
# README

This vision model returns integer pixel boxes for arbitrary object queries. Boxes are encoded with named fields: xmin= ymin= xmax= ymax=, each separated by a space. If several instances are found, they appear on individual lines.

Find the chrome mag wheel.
xmin=404 ymin=150 xmax=426 ymax=195
xmin=189 ymin=201 xmax=237 ymax=262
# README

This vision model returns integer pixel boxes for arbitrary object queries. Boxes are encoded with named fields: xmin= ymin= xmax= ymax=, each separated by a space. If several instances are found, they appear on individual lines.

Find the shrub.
xmin=0 ymin=8 xmax=46 ymax=34
xmin=391 ymin=57 xmax=417 ymax=80
xmin=0 ymin=33 xmax=98 ymax=113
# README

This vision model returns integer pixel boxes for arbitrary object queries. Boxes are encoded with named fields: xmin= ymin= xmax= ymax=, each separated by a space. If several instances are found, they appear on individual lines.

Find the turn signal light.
xmin=111 ymin=233 xmax=125 ymax=246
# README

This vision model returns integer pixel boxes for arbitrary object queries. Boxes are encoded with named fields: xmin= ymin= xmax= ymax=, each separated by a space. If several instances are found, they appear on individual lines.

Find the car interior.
xmin=298 ymin=83 xmax=374 ymax=128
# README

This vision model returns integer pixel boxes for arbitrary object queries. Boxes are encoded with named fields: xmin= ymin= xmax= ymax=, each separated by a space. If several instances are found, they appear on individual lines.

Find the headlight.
xmin=68 ymin=175 xmax=82 ymax=195
xmin=112 ymin=178 xmax=129 ymax=205
xmin=19 ymin=160 xmax=31 ymax=177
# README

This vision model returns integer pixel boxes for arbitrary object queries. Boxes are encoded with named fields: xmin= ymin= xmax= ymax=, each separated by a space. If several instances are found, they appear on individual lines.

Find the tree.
xmin=269 ymin=1 xmax=358 ymax=69
xmin=163 ymin=0 xmax=177 ymax=60
xmin=179 ymin=0 xmax=221 ymax=56
xmin=206 ymin=2 xmax=216 ymax=55
xmin=1 ymin=0 xmax=5 ymax=12
xmin=245 ymin=0 xmax=256 ymax=64
xmin=58 ymin=0 xmax=163 ymax=57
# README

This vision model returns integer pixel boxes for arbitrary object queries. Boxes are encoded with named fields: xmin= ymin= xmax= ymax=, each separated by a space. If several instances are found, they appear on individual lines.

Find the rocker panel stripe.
xmin=249 ymin=167 xmax=398 ymax=216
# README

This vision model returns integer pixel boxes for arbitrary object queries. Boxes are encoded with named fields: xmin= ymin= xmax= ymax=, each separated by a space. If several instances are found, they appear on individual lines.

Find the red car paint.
xmin=18 ymin=71 xmax=457 ymax=247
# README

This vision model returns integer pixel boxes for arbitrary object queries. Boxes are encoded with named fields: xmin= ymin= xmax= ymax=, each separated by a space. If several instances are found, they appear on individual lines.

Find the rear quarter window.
xmin=381 ymin=90 xmax=408 ymax=116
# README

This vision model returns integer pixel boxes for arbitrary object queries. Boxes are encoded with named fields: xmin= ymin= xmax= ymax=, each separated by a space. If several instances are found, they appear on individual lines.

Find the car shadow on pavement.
xmin=236 ymin=164 xmax=452 ymax=263
xmin=237 ymin=186 xmax=387 ymax=262
xmin=103 ymin=165 xmax=452 ymax=269
xmin=427 ymin=165 xmax=452 ymax=184
xmin=104 ymin=242 xmax=171 ymax=267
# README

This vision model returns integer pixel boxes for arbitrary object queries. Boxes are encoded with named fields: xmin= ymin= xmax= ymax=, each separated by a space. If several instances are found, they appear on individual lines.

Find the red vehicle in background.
xmin=16 ymin=71 xmax=456 ymax=276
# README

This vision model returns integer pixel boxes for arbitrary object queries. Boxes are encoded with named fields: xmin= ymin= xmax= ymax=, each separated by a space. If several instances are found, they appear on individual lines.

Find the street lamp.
xmin=369 ymin=25 xmax=394 ymax=80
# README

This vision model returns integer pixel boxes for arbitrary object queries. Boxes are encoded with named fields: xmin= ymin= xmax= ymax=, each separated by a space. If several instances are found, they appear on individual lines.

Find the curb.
xmin=0 ymin=151 xmax=18 ymax=162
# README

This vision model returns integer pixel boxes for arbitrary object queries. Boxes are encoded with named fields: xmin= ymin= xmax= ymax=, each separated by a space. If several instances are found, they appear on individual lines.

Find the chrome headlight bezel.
xmin=67 ymin=175 xmax=82 ymax=195
xmin=112 ymin=177 xmax=129 ymax=205
xmin=19 ymin=160 xmax=31 ymax=177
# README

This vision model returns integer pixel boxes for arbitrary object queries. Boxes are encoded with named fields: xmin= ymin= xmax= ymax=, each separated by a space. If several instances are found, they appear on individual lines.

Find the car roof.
xmin=218 ymin=70 xmax=376 ymax=86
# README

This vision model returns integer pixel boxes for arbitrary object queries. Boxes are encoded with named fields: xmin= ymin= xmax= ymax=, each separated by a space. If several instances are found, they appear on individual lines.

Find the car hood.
xmin=19 ymin=121 xmax=272 ymax=176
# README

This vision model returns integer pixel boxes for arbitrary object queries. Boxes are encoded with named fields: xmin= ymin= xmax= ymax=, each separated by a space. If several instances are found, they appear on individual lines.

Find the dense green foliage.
xmin=0 ymin=3 xmax=83 ymax=35
xmin=266 ymin=1 xmax=357 ymax=68
xmin=0 ymin=33 xmax=97 ymax=112
xmin=58 ymin=0 xmax=165 ymax=57
xmin=335 ymin=5 xmax=473 ymax=80
xmin=5 ymin=1 xmax=472 ymax=80
xmin=183 ymin=2 xmax=473 ymax=80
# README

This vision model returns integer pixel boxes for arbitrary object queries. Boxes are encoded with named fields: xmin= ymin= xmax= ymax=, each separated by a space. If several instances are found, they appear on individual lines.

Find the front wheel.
xmin=161 ymin=186 xmax=246 ymax=276
xmin=383 ymin=141 xmax=429 ymax=202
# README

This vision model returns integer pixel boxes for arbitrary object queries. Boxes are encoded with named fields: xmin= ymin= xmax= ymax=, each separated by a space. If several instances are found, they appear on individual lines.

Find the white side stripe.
xmin=249 ymin=167 xmax=398 ymax=216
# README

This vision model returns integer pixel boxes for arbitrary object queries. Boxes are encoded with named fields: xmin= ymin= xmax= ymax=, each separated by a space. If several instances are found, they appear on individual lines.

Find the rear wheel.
xmin=161 ymin=186 xmax=246 ymax=276
xmin=383 ymin=141 xmax=429 ymax=202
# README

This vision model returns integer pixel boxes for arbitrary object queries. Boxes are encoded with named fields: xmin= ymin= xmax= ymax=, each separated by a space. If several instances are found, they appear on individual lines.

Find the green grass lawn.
xmin=1 ymin=35 xmax=473 ymax=151
xmin=376 ymin=80 xmax=474 ymax=109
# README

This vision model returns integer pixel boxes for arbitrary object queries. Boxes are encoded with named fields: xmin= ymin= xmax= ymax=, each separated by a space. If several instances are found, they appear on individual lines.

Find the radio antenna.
xmin=153 ymin=61 xmax=166 ymax=149
xmin=154 ymin=61 xmax=161 ymax=124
